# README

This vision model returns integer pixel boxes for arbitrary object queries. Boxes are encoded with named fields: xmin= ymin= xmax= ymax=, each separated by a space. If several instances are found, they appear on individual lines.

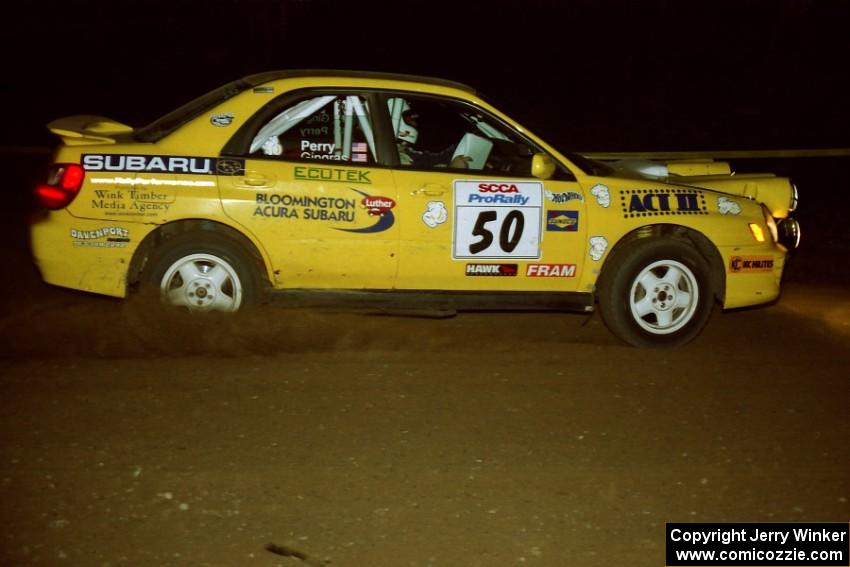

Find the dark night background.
xmin=3 ymin=0 xmax=850 ymax=152
xmin=1 ymin=2 xmax=849 ymax=564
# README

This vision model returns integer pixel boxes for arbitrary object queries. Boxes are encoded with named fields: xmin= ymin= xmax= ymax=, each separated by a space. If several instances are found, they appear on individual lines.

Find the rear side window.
xmin=134 ymin=79 xmax=253 ymax=143
xmin=247 ymin=94 xmax=377 ymax=166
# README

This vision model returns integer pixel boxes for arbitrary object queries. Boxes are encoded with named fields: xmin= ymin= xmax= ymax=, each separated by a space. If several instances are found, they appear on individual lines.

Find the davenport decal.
xmin=70 ymin=226 xmax=130 ymax=248
xmin=620 ymin=189 xmax=708 ymax=218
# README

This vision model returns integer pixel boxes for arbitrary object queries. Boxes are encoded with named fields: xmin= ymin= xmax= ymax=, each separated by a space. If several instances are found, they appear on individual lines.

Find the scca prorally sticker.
xmin=453 ymin=181 xmax=543 ymax=260
xmin=620 ymin=188 xmax=707 ymax=217
xmin=82 ymin=154 xmax=245 ymax=176
xmin=70 ymin=226 xmax=130 ymax=248
xmin=294 ymin=166 xmax=371 ymax=184
xmin=718 ymin=196 xmax=742 ymax=215
xmin=210 ymin=112 xmax=235 ymax=127
xmin=422 ymin=201 xmax=447 ymax=228
xmin=526 ymin=264 xmax=576 ymax=277
xmin=465 ymin=264 xmax=518 ymax=276
xmin=545 ymin=189 xmax=583 ymax=204
xmin=730 ymin=256 xmax=774 ymax=273
xmin=589 ymin=236 xmax=608 ymax=261
xmin=590 ymin=184 xmax=610 ymax=208
xmin=546 ymin=210 xmax=578 ymax=232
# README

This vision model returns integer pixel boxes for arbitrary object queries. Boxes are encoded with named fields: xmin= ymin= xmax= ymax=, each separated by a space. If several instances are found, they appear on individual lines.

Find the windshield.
xmin=564 ymin=152 xmax=615 ymax=176
xmin=134 ymin=78 xmax=255 ymax=143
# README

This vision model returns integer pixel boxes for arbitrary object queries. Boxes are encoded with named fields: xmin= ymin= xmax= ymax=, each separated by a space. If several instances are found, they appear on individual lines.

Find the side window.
xmin=388 ymin=95 xmax=537 ymax=176
xmin=249 ymin=94 xmax=377 ymax=165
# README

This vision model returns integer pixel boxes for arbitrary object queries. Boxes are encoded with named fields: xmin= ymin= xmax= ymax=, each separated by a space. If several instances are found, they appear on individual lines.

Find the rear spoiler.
xmin=47 ymin=115 xmax=134 ymax=146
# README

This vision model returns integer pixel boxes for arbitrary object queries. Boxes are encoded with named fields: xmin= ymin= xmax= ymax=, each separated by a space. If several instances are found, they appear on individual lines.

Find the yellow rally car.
xmin=30 ymin=70 xmax=801 ymax=347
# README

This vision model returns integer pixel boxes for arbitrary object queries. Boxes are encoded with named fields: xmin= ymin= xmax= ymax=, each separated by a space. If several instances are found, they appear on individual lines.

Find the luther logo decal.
xmin=335 ymin=189 xmax=395 ymax=233
xmin=361 ymin=196 xmax=395 ymax=217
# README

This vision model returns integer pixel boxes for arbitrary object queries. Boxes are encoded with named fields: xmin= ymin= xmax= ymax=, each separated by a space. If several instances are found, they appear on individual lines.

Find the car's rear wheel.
xmin=143 ymin=232 xmax=263 ymax=313
xmin=598 ymin=237 xmax=714 ymax=348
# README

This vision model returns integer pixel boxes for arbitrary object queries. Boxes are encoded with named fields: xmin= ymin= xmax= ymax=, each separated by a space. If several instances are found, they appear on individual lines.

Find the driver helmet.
xmin=388 ymin=98 xmax=418 ymax=144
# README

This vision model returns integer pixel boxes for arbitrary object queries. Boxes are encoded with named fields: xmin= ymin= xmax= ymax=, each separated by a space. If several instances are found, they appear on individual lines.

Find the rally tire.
xmin=598 ymin=238 xmax=714 ymax=348
xmin=142 ymin=232 xmax=263 ymax=313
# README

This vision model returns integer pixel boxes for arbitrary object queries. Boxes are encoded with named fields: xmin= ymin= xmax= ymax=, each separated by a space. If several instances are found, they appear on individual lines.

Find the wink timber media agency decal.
xmin=620 ymin=189 xmax=708 ymax=218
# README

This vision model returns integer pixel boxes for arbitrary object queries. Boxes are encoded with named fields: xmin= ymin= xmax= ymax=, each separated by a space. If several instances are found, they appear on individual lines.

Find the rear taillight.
xmin=35 ymin=163 xmax=85 ymax=209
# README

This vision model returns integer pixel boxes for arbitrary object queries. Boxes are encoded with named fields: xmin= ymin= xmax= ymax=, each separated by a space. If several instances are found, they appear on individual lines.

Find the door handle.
xmin=412 ymin=184 xmax=447 ymax=196
xmin=243 ymin=175 xmax=269 ymax=187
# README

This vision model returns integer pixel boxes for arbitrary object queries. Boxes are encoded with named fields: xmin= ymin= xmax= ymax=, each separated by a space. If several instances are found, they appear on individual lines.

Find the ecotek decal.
xmin=82 ymin=154 xmax=244 ymax=176
xmin=465 ymin=264 xmax=518 ymax=276
xmin=70 ymin=226 xmax=130 ymax=248
xmin=730 ymin=256 xmax=774 ymax=273
xmin=526 ymin=264 xmax=576 ymax=277
xmin=294 ymin=166 xmax=371 ymax=184
xmin=620 ymin=189 xmax=707 ymax=217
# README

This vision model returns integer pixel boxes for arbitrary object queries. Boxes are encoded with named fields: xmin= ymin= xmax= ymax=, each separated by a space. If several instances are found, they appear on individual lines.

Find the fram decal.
xmin=730 ymin=256 xmax=774 ymax=273
xmin=526 ymin=264 xmax=576 ymax=277
xmin=465 ymin=264 xmax=518 ymax=276
xmin=620 ymin=189 xmax=708 ymax=217
xmin=335 ymin=189 xmax=395 ymax=233
xmin=294 ymin=166 xmax=371 ymax=184
xmin=547 ymin=210 xmax=579 ymax=231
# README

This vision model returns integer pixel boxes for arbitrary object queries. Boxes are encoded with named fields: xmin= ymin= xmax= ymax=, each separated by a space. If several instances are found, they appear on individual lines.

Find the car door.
xmin=218 ymin=91 xmax=399 ymax=290
xmin=388 ymin=94 xmax=587 ymax=292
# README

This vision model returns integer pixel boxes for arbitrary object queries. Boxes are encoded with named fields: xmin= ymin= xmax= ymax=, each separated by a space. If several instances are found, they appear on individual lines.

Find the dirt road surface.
xmin=1 ymin=156 xmax=848 ymax=566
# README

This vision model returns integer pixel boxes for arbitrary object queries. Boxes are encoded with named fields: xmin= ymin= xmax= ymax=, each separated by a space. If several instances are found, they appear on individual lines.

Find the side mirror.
xmin=532 ymin=153 xmax=556 ymax=180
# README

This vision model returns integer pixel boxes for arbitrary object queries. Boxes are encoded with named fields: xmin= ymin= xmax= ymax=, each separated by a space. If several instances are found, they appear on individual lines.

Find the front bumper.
xmin=720 ymin=244 xmax=787 ymax=309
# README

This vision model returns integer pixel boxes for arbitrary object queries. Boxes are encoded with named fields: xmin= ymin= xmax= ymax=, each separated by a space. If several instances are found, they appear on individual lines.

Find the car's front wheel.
xmin=598 ymin=237 xmax=714 ymax=348
xmin=143 ymin=232 xmax=263 ymax=313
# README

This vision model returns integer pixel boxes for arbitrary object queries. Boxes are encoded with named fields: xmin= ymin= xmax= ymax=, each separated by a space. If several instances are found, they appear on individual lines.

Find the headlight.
xmin=777 ymin=218 xmax=801 ymax=250
xmin=789 ymin=182 xmax=799 ymax=213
